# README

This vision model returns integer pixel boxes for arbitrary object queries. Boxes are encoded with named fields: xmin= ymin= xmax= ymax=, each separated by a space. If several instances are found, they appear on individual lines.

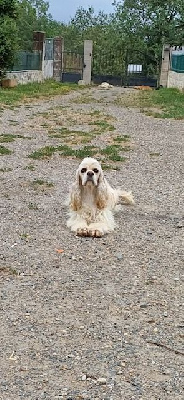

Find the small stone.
xmin=163 ymin=312 xmax=168 ymax=317
xmin=176 ymin=223 xmax=183 ymax=228
xmin=81 ymin=374 xmax=87 ymax=381
xmin=117 ymin=370 xmax=123 ymax=375
xmin=97 ymin=377 xmax=107 ymax=385
xmin=140 ymin=304 xmax=148 ymax=308
xmin=115 ymin=252 xmax=123 ymax=260
xmin=78 ymin=80 xmax=86 ymax=86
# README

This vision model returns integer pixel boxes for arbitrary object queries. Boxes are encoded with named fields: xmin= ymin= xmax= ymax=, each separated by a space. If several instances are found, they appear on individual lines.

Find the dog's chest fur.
xmin=81 ymin=184 xmax=99 ymax=223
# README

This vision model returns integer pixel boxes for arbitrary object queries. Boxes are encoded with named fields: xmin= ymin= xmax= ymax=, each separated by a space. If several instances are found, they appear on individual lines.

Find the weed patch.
xmin=28 ymin=202 xmax=39 ymax=210
xmin=0 ymin=80 xmax=80 ymax=106
xmin=24 ymin=164 xmax=35 ymax=171
xmin=116 ymin=88 xmax=184 ymax=119
xmin=113 ymin=135 xmax=130 ymax=142
xmin=0 ymin=266 xmax=18 ymax=276
xmin=0 ymin=167 xmax=12 ymax=172
xmin=31 ymin=179 xmax=54 ymax=187
xmin=0 ymin=145 xmax=12 ymax=155
xmin=30 ymin=179 xmax=54 ymax=192
xmin=28 ymin=146 xmax=56 ymax=160
xmin=0 ymin=134 xmax=25 ymax=143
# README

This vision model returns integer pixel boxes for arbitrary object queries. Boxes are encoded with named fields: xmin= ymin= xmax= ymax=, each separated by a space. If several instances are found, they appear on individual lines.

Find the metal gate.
xmin=61 ymin=51 xmax=84 ymax=83
xmin=92 ymin=48 xmax=158 ymax=87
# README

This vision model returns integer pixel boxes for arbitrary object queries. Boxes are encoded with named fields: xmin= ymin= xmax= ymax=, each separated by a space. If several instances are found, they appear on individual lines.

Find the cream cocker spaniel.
xmin=67 ymin=157 xmax=134 ymax=237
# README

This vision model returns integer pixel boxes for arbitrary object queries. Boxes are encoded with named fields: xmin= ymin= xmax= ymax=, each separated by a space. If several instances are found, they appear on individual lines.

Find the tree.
xmin=113 ymin=1 xmax=184 ymax=54
xmin=0 ymin=0 xmax=18 ymax=77
xmin=16 ymin=0 xmax=54 ymax=50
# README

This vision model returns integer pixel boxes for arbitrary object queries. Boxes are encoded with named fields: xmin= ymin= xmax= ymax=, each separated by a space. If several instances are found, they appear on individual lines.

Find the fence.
xmin=171 ymin=52 xmax=184 ymax=73
xmin=12 ymin=51 xmax=42 ymax=71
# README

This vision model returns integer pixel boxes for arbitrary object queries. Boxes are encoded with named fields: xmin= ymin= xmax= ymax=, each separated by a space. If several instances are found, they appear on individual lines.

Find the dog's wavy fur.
xmin=67 ymin=157 xmax=134 ymax=237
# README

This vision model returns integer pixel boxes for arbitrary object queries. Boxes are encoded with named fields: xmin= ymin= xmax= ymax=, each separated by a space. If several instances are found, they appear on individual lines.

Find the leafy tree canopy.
xmin=0 ymin=0 xmax=18 ymax=76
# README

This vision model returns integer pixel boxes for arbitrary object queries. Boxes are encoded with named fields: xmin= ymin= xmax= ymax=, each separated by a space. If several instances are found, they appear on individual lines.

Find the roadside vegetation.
xmin=0 ymin=80 xmax=79 ymax=106
xmin=116 ymin=88 xmax=184 ymax=120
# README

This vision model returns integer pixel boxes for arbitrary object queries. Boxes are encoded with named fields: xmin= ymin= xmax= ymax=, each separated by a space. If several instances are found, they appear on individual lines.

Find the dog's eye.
xmin=93 ymin=168 xmax=99 ymax=173
xmin=81 ymin=168 xmax=87 ymax=173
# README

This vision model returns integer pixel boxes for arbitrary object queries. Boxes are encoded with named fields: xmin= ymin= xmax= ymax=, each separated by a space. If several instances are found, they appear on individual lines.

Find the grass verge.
xmin=0 ymin=80 xmax=80 ymax=106
xmin=116 ymin=88 xmax=184 ymax=119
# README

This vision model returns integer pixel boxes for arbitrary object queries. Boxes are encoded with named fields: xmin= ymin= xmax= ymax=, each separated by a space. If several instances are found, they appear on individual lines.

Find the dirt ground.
xmin=0 ymin=86 xmax=183 ymax=400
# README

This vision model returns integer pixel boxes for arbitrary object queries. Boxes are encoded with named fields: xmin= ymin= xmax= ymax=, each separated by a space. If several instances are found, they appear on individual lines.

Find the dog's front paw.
xmin=88 ymin=229 xmax=104 ymax=238
xmin=76 ymin=228 xmax=89 ymax=237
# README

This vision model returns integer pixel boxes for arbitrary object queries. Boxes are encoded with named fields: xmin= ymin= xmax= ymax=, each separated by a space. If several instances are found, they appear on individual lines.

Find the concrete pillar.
xmin=83 ymin=40 xmax=93 ymax=84
xmin=61 ymin=37 xmax=64 ymax=73
xmin=160 ymin=44 xmax=171 ymax=87
xmin=53 ymin=37 xmax=63 ymax=81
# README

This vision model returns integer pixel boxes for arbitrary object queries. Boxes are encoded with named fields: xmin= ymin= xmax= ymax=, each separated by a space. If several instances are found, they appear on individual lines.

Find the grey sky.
xmin=48 ymin=0 xmax=114 ymax=22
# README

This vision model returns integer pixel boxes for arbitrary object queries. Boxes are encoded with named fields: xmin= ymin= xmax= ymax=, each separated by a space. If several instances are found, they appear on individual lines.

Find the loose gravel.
xmin=0 ymin=86 xmax=183 ymax=400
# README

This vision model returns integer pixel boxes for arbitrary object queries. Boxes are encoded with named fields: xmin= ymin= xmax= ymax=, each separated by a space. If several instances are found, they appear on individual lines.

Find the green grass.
xmin=71 ymin=94 xmax=96 ymax=104
xmin=113 ymin=135 xmax=130 ymax=142
xmin=24 ymin=164 xmax=35 ymax=171
xmin=31 ymin=179 xmax=54 ymax=188
xmin=101 ymin=163 xmax=120 ymax=170
xmin=150 ymin=152 xmax=160 ymax=157
xmin=0 ymin=80 xmax=80 ymax=106
xmin=28 ymin=146 xmax=56 ymax=160
xmin=28 ymin=143 xmax=127 ymax=163
xmin=20 ymin=233 xmax=30 ymax=241
xmin=0 ymin=167 xmax=12 ymax=172
xmin=28 ymin=202 xmax=39 ymax=210
xmin=0 ymin=266 xmax=18 ymax=276
xmin=0 ymin=145 xmax=12 ymax=155
xmin=49 ymin=127 xmax=94 ymax=139
xmin=28 ymin=130 xmax=131 ymax=165
xmin=89 ymin=120 xmax=115 ymax=132
xmin=101 ymin=145 xmax=126 ymax=162
xmin=116 ymin=88 xmax=184 ymax=119
xmin=0 ymin=134 xmax=25 ymax=143
xmin=144 ymin=88 xmax=184 ymax=119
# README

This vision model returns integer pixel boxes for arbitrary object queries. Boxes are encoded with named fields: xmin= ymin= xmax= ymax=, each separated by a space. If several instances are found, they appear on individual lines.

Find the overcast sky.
xmin=48 ymin=0 xmax=114 ymax=22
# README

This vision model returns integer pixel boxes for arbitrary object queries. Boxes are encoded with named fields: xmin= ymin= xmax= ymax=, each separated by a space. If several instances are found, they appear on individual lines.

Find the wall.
xmin=167 ymin=70 xmax=184 ymax=90
xmin=159 ymin=44 xmax=170 ymax=88
xmin=6 ymin=70 xmax=43 ymax=84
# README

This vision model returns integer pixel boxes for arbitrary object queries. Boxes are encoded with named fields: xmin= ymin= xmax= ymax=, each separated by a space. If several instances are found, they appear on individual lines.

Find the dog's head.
xmin=77 ymin=157 xmax=103 ymax=187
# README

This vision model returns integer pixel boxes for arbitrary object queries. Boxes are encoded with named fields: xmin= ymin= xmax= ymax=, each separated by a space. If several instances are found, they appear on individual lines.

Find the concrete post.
xmin=53 ymin=37 xmax=62 ymax=81
xmin=159 ymin=44 xmax=171 ymax=87
xmin=61 ymin=37 xmax=64 ymax=73
xmin=83 ymin=40 xmax=93 ymax=84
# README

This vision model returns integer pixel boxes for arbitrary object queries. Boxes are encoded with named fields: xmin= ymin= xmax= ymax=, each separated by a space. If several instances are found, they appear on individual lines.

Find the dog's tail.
xmin=117 ymin=190 xmax=135 ymax=205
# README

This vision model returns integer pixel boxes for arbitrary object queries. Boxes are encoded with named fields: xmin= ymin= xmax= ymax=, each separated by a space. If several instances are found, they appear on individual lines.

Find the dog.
xmin=67 ymin=157 xmax=134 ymax=237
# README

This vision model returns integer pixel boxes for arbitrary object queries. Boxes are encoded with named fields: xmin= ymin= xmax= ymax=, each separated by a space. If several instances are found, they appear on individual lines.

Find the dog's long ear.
xmin=97 ymin=166 xmax=104 ymax=184
xmin=76 ymin=167 xmax=82 ymax=186
xmin=69 ymin=168 xmax=82 ymax=211
xmin=96 ymin=175 xmax=109 ymax=210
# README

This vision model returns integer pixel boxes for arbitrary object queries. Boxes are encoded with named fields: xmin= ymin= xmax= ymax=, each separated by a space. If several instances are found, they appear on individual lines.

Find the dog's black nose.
xmin=87 ymin=171 xmax=94 ymax=177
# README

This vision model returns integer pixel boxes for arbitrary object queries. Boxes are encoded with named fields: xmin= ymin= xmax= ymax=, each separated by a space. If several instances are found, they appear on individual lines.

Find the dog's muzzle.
xmin=86 ymin=171 xmax=94 ymax=184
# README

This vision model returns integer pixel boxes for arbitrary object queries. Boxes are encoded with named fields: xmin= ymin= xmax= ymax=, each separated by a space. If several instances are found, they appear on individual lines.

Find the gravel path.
xmin=0 ymin=87 xmax=183 ymax=400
